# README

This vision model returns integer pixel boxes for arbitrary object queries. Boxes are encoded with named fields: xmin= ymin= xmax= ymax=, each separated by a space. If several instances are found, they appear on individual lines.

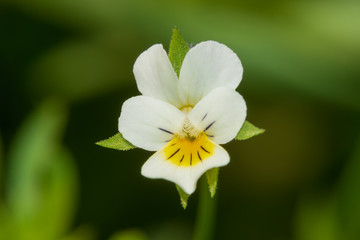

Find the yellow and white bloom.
xmin=118 ymin=41 xmax=246 ymax=194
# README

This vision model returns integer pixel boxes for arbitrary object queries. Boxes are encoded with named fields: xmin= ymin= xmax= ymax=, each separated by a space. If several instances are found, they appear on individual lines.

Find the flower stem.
xmin=193 ymin=177 xmax=217 ymax=240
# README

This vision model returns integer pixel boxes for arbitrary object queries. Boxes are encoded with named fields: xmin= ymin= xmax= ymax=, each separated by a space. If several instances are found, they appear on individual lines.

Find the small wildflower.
xmin=118 ymin=41 xmax=246 ymax=194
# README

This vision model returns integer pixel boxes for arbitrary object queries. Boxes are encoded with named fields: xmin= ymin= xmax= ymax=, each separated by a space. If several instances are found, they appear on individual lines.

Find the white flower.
xmin=118 ymin=41 xmax=247 ymax=194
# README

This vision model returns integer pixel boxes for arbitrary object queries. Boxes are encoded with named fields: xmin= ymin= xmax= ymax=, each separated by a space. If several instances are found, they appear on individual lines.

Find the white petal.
xmin=178 ymin=41 xmax=243 ymax=106
xmin=118 ymin=96 xmax=185 ymax=151
xmin=188 ymin=87 xmax=247 ymax=144
xmin=133 ymin=44 xmax=182 ymax=107
xmin=141 ymin=142 xmax=229 ymax=195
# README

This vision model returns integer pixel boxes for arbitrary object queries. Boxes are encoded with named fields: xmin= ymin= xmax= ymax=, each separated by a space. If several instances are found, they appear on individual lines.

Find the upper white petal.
xmin=188 ymin=87 xmax=247 ymax=144
xmin=118 ymin=96 xmax=185 ymax=151
xmin=141 ymin=142 xmax=229 ymax=195
xmin=178 ymin=41 xmax=243 ymax=106
xmin=133 ymin=44 xmax=182 ymax=107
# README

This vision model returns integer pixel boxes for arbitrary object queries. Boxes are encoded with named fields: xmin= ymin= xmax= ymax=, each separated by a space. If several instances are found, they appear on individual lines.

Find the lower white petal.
xmin=141 ymin=137 xmax=229 ymax=195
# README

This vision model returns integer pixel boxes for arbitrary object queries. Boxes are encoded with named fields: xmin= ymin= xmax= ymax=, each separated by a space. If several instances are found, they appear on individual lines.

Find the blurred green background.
xmin=1 ymin=0 xmax=359 ymax=239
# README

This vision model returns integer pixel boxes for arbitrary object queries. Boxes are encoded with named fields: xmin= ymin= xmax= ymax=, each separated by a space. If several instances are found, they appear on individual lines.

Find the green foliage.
xmin=0 ymin=135 xmax=3 ymax=192
xmin=6 ymin=100 xmax=68 ymax=221
xmin=96 ymin=133 xmax=136 ymax=151
xmin=235 ymin=120 xmax=265 ymax=141
xmin=36 ymin=148 xmax=78 ymax=240
xmin=175 ymin=185 xmax=190 ymax=209
xmin=0 ymin=135 xmax=2 ymax=161
xmin=295 ymin=195 xmax=340 ymax=240
xmin=206 ymin=168 xmax=219 ymax=198
xmin=337 ymin=134 xmax=360 ymax=239
xmin=295 ymin=135 xmax=360 ymax=240
xmin=29 ymin=37 xmax=133 ymax=102
xmin=0 ymin=100 xmax=85 ymax=240
xmin=108 ymin=229 xmax=147 ymax=240
xmin=60 ymin=226 xmax=95 ymax=240
xmin=168 ymin=27 xmax=189 ymax=77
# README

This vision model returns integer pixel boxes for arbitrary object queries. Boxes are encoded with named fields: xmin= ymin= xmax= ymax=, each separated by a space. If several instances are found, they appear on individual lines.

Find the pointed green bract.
xmin=168 ymin=27 xmax=189 ymax=77
xmin=96 ymin=133 xmax=136 ymax=151
xmin=176 ymin=185 xmax=190 ymax=209
xmin=235 ymin=120 xmax=265 ymax=141
xmin=206 ymin=168 xmax=219 ymax=198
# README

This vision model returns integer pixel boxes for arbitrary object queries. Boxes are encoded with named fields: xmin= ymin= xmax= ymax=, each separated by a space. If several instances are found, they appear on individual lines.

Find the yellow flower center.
xmin=163 ymin=133 xmax=215 ymax=167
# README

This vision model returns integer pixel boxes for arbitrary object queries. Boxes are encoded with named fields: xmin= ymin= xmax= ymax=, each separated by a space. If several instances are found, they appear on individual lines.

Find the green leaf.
xmin=35 ymin=147 xmax=78 ymax=240
xmin=168 ymin=27 xmax=189 ymax=77
xmin=4 ymin=99 xmax=79 ymax=240
xmin=6 ymin=100 xmax=68 ymax=221
xmin=96 ymin=133 xmax=136 ymax=151
xmin=235 ymin=120 xmax=265 ymax=141
xmin=175 ymin=185 xmax=190 ymax=209
xmin=206 ymin=168 xmax=219 ymax=198
xmin=16 ymin=147 xmax=78 ymax=240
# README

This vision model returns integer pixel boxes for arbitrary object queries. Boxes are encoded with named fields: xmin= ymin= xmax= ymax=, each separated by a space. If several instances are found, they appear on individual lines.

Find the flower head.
xmin=118 ymin=41 xmax=246 ymax=194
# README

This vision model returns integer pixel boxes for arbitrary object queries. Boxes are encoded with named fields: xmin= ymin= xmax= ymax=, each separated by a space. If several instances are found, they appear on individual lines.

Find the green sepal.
xmin=96 ymin=133 xmax=136 ymax=151
xmin=206 ymin=168 xmax=219 ymax=198
xmin=175 ymin=184 xmax=190 ymax=209
xmin=168 ymin=27 xmax=189 ymax=77
xmin=235 ymin=120 xmax=265 ymax=141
